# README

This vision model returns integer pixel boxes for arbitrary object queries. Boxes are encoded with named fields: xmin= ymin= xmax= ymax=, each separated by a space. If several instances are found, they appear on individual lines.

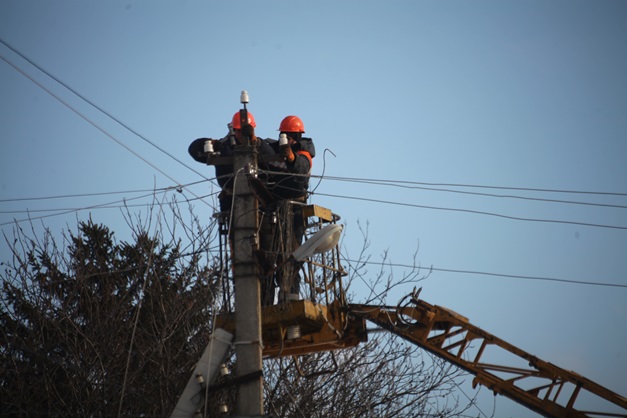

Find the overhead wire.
xmin=259 ymin=170 xmax=627 ymax=231
xmin=316 ymin=175 xmax=627 ymax=209
xmin=0 ymin=180 xmax=209 ymax=203
xmin=5 ymin=170 xmax=626 ymax=233
xmin=0 ymin=37 xmax=213 ymax=183
xmin=0 ymin=47 xmax=217 ymax=215
xmin=345 ymin=258 xmax=627 ymax=289
xmin=0 ymin=191 xmax=167 ymax=227
xmin=4 ymin=167 xmax=626 ymax=233
xmin=2 ymin=38 xmax=625 ymax=293
xmin=4 ymin=35 xmax=625 ymax=234
xmin=1 ymin=53 xmax=179 ymax=184
xmin=0 ymin=187 xmax=218 ymax=227
xmin=314 ymin=191 xmax=627 ymax=231
xmin=317 ymin=175 xmax=627 ymax=197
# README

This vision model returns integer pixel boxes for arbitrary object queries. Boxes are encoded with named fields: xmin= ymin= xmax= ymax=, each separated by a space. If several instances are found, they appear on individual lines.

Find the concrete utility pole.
xmin=231 ymin=101 xmax=264 ymax=416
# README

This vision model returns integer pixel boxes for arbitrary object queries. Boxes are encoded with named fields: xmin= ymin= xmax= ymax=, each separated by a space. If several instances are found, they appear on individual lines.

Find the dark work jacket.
xmin=260 ymin=137 xmax=315 ymax=200
xmin=188 ymin=134 xmax=274 ymax=188
xmin=188 ymin=135 xmax=315 ymax=205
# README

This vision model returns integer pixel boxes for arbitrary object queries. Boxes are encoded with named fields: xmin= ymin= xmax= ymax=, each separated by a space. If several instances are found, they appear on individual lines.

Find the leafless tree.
xmin=259 ymin=220 xmax=475 ymax=418
xmin=1 ymin=200 xmax=475 ymax=417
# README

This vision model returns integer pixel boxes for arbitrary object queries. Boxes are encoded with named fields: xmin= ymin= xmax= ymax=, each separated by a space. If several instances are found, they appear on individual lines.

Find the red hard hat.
xmin=231 ymin=111 xmax=256 ymax=129
xmin=278 ymin=115 xmax=305 ymax=133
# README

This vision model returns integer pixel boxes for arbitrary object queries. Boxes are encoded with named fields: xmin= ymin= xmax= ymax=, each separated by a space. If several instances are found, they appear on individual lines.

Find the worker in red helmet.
xmin=229 ymin=110 xmax=258 ymax=143
xmin=188 ymin=111 xmax=272 ymax=212
xmin=261 ymin=115 xmax=315 ymax=200
xmin=258 ymin=115 xmax=316 ymax=303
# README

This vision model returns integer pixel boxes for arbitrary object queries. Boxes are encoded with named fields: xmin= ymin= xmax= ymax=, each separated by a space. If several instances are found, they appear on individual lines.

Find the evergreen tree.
xmin=1 ymin=217 xmax=219 ymax=417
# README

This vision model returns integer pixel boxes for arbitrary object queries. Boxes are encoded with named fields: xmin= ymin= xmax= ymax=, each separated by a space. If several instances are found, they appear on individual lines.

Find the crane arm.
xmin=350 ymin=294 xmax=627 ymax=418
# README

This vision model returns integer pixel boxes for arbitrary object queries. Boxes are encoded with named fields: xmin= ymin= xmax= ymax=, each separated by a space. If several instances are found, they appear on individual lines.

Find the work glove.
xmin=241 ymin=124 xmax=257 ymax=144
xmin=280 ymin=144 xmax=295 ymax=162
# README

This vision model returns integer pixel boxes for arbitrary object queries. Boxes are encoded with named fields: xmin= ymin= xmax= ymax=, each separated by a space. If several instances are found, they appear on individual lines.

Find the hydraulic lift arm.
xmin=350 ymin=293 xmax=627 ymax=418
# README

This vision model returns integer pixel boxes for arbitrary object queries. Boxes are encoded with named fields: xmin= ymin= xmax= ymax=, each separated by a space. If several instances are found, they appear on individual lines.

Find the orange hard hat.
xmin=231 ymin=111 xmax=256 ymax=129
xmin=278 ymin=115 xmax=305 ymax=133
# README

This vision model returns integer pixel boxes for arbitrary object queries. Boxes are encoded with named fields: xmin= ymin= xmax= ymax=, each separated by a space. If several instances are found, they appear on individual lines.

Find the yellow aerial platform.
xmin=217 ymin=299 xmax=367 ymax=358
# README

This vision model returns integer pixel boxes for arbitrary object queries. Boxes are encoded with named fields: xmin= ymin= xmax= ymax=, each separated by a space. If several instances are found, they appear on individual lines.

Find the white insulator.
xmin=279 ymin=133 xmax=288 ymax=146
xmin=240 ymin=90 xmax=249 ymax=104
xmin=203 ymin=140 xmax=213 ymax=153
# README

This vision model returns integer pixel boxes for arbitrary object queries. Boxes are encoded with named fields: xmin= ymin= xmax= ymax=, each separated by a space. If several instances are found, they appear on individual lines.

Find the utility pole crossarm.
xmin=350 ymin=299 xmax=627 ymax=418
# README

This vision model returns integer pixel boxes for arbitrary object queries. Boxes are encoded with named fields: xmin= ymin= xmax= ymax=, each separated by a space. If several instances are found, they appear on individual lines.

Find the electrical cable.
xmin=258 ymin=171 xmax=627 ymax=231
xmin=314 ymin=192 xmax=627 ymax=231
xmin=3 ymin=39 xmax=626 ymax=234
xmin=0 ymin=190 xmax=218 ymax=227
xmin=0 ymin=191 xmax=167 ymax=214
xmin=0 ymin=37 xmax=213 ymax=183
xmin=0 ymin=52 xmax=216 ymax=214
xmin=1 ymin=54 xmax=177 ymax=184
xmin=0 ymin=193 xmax=165 ymax=227
xmin=0 ymin=189 xmax=216 ymax=215
xmin=0 ymin=180 xmax=210 ymax=203
xmin=3 ymin=39 xmax=623 ymax=232
xmin=317 ymin=175 xmax=627 ymax=197
xmin=309 ymin=148 xmax=336 ymax=196
xmin=316 ymin=175 xmax=627 ymax=209
xmin=346 ymin=259 xmax=627 ymax=289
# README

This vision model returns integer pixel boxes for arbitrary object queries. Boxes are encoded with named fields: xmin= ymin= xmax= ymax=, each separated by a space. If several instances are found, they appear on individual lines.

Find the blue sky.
xmin=1 ymin=1 xmax=626 ymax=416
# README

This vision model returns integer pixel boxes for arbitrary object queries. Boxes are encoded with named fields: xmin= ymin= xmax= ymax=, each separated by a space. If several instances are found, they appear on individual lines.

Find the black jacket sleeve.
xmin=188 ymin=138 xmax=210 ymax=164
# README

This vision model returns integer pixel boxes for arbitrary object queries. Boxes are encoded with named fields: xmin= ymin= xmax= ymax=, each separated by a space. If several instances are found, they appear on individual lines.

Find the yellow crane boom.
xmin=350 ymin=292 xmax=627 ymax=418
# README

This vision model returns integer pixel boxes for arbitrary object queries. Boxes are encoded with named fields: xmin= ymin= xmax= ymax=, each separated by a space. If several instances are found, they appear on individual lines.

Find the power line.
xmin=2 ymin=39 xmax=625 ymax=287
xmin=0 ymin=192 xmax=165 ymax=227
xmin=346 ymin=259 xmax=627 ymax=289
xmin=4 ymin=169 xmax=625 ymax=232
xmin=0 ymin=190 xmax=217 ymax=227
xmin=3 ymin=36 xmax=624 ymax=232
xmin=317 ymin=175 xmax=627 ymax=197
xmin=0 ymin=51 xmax=216 ymax=213
xmin=0 ymin=37 xmax=212 ymax=184
xmin=317 ymin=175 xmax=627 ymax=210
xmin=0 ymin=190 xmax=161 ymax=203
xmin=0 ymin=180 xmax=209 ymax=203
xmin=0 ymin=53 xmax=179 ymax=183
xmin=314 ymin=192 xmax=627 ymax=231
xmin=4 ymin=179 xmax=625 ymax=231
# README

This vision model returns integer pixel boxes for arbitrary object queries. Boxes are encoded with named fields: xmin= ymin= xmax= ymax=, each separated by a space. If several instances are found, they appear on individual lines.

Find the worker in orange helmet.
xmin=188 ymin=111 xmax=272 ymax=212
xmin=261 ymin=115 xmax=315 ymax=200
xmin=258 ymin=115 xmax=316 ymax=303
